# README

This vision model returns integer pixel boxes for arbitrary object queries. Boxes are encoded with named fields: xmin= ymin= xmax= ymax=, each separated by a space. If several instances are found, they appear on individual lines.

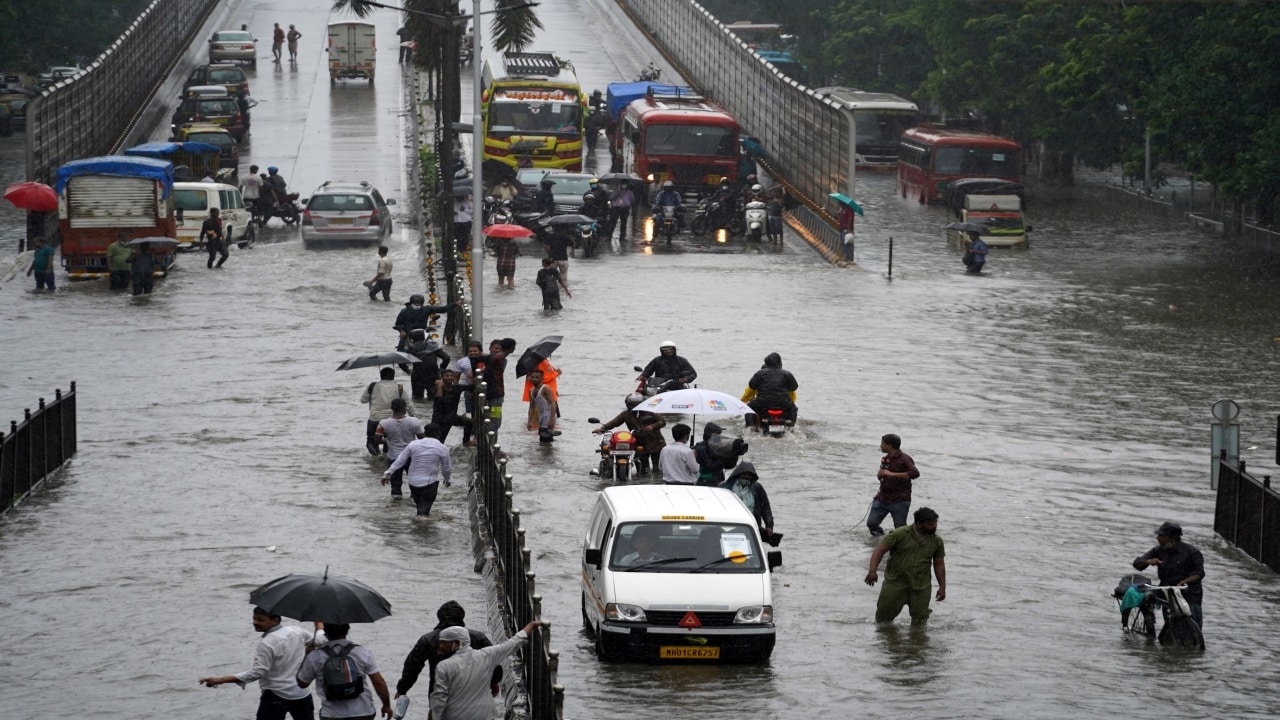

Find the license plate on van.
xmin=659 ymin=646 xmax=719 ymax=660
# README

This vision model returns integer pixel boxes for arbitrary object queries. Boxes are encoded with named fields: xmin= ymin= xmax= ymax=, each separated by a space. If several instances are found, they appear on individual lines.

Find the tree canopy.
xmin=0 ymin=0 xmax=153 ymax=72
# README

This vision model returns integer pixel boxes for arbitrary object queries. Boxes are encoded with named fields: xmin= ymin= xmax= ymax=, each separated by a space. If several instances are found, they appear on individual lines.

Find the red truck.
xmin=54 ymin=157 xmax=177 ymax=278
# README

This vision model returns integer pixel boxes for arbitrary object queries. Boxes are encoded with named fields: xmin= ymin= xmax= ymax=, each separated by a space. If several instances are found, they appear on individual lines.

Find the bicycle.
xmin=1113 ymin=574 xmax=1204 ymax=650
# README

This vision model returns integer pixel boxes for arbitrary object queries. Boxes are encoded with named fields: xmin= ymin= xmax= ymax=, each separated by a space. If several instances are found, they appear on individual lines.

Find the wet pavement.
xmin=3 ymin=0 xmax=1280 ymax=718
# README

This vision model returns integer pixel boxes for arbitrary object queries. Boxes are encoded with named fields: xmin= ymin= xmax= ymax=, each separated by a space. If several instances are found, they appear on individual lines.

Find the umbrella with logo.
xmin=249 ymin=567 xmax=391 ymax=624
xmin=336 ymin=351 xmax=421 ymax=371
xmin=637 ymin=388 xmax=755 ymax=436
xmin=4 ymin=181 xmax=58 ymax=212
xmin=828 ymin=192 xmax=864 ymax=217
xmin=515 ymin=335 xmax=562 ymax=377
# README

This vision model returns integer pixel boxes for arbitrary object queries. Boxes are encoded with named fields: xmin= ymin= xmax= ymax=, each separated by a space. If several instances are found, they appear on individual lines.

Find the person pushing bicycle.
xmin=1133 ymin=521 xmax=1205 ymax=629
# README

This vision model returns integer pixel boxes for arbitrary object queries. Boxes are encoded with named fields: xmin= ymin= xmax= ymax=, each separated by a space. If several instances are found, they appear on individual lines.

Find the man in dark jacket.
xmin=694 ymin=422 xmax=747 ymax=486
xmin=720 ymin=461 xmax=781 ymax=546
xmin=1133 ymin=521 xmax=1206 ymax=628
xmin=638 ymin=340 xmax=697 ymax=390
xmin=406 ymin=328 xmax=452 ymax=401
xmin=742 ymin=352 xmax=798 ymax=426
xmin=594 ymin=393 xmax=666 ymax=475
xmin=395 ymin=600 xmax=501 ymax=703
xmin=394 ymin=294 xmax=453 ymax=351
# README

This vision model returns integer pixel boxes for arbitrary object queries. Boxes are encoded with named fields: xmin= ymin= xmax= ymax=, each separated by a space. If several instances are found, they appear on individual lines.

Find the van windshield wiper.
xmin=689 ymin=555 xmax=756 ymax=573
xmin=620 ymin=557 xmax=695 ymax=572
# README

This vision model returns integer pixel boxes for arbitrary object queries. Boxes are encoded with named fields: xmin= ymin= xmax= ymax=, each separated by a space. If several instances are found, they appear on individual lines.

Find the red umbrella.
xmin=482 ymin=223 xmax=534 ymax=239
xmin=4 ymin=182 xmax=58 ymax=212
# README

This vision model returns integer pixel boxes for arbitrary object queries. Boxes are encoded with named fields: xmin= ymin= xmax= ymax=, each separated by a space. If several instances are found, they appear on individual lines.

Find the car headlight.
xmin=734 ymin=605 xmax=772 ymax=624
xmin=605 ymin=603 xmax=647 ymax=622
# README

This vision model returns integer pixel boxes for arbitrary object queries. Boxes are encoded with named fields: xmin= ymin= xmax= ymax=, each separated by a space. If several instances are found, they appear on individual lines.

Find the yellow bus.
xmin=481 ymin=52 xmax=585 ymax=172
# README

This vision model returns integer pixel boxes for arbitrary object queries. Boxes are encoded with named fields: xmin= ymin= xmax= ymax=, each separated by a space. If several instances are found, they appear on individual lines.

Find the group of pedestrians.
xmin=200 ymin=601 xmax=536 ymax=720
xmin=270 ymin=22 xmax=303 ymax=63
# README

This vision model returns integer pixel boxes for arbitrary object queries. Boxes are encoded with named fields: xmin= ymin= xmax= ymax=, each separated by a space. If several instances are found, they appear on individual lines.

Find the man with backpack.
xmin=199 ymin=607 xmax=326 ymax=720
xmin=297 ymin=623 xmax=393 ymax=719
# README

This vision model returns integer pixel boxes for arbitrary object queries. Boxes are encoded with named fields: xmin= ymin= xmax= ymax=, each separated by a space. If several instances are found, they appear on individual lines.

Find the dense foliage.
xmin=701 ymin=0 xmax=1279 ymax=216
xmin=0 ymin=0 xmax=153 ymax=72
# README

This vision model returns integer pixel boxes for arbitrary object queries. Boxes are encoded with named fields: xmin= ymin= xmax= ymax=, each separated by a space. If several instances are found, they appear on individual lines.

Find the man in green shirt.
xmin=865 ymin=506 xmax=946 ymax=625
xmin=106 ymin=232 xmax=132 ymax=289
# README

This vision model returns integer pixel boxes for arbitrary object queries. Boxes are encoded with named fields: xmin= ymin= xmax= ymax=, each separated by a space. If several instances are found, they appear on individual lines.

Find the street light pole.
xmin=470 ymin=0 xmax=485 ymax=340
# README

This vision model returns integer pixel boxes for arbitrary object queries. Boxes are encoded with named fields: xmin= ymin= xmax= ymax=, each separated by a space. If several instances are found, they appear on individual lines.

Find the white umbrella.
xmin=636 ymin=388 xmax=755 ymax=416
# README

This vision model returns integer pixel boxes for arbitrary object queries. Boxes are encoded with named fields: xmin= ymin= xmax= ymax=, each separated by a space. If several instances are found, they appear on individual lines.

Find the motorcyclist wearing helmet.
xmin=577 ymin=192 xmax=606 ymax=223
xmin=747 ymin=183 xmax=766 ymax=202
xmin=741 ymin=352 xmax=799 ymax=425
xmin=535 ymin=178 xmax=556 ymax=215
xmin=638 ymin=340 xmax=697 ymax=390
xmin=709 ymin=177 xmax=737 ymax=227
xmin=393 ymin=293 xmax=455 ymax=351
xmin=586 ymin=177 xmax=611 ymax=211
xmin=593 ymin=393 xmax=667 ymax=475
xmin=653 ymin=181 xmax=685 ymax=231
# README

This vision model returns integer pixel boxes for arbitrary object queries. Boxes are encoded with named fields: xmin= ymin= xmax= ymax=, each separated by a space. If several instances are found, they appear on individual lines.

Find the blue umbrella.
xmin=829 ymin=192 xmax=864 ymax=217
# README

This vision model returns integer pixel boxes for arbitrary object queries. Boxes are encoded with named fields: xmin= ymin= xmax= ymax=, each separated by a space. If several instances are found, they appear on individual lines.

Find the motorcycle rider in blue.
xmin=654 ymin=181 xmax=684 ymax=232
xmin=742 ymin=352 xmax=798 ymax=426
xmin=638 ymin=340 xmax=697 ymax=390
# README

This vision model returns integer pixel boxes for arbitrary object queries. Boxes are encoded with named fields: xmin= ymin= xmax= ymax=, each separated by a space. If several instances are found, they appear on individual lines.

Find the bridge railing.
xmin=1214 ymin=456 xmax=1280 ymax=572
xmin=25 ymin=0 xmax=221 ymax=183
xmin=2 ymin=383 xmax=78 ymax=516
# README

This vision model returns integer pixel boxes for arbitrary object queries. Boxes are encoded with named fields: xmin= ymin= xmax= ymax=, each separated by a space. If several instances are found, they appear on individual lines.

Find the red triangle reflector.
xmin=678 ymin=611 xmax=702 ymax=628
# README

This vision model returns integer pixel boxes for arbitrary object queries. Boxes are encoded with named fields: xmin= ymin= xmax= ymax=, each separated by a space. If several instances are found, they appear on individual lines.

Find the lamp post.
xmin=470 ymin=0 xmax=485 ymax=339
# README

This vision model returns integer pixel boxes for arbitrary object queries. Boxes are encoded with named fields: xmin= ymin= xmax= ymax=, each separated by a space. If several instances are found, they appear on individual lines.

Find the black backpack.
xmin=321 ymin=643 xmax=365 ymax=701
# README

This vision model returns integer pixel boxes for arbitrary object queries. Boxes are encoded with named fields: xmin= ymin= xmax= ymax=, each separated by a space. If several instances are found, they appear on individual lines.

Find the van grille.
xmin=645 ymin=610 xmax=737 ymax=627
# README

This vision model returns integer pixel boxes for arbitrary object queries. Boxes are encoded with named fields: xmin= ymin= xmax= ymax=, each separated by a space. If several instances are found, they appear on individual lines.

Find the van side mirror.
xmin=632 ymin=365 xmax=643 ymax=372
xmin=767 ymin=550 xmax=782 ymax=570
xmin=584 ymin=548 xmax=602 ymax=568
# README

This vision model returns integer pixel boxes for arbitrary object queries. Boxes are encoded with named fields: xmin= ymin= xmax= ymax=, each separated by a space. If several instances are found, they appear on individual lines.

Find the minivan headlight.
xmin=605 ymin=603 xmax=647 ymax=622
xmin=734 ymin=605 xmax=772 ymax=624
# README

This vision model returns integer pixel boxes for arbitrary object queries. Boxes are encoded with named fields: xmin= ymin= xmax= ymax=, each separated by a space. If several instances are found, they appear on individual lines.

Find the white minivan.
xmin=173 ymin=182 xmax=254 ymax=251
xmin=581 ymin=485 xmax=781 ymax=663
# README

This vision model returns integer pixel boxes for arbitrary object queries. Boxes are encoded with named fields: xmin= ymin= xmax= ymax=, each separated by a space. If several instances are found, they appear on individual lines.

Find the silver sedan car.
xmin=300 ymin=181 xmax=396 ymax=247
xmin=209 ymin=30 xmax=258 ymax=68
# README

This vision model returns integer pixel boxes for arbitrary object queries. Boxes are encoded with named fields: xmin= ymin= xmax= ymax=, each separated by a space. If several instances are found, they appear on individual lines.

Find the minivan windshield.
xmin=610 ymin=522 xmax=764 ymax=573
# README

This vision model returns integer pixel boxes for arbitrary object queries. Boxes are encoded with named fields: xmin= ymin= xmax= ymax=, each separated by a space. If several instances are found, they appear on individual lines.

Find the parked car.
xmin=170 ymin=89 xmax=247 ymax=141
xmin=171 ymin=123 xmax=239 ymax=179
xmin=184 ymin=64 xmax=249 ymax=97
xmin=0 ymin=95 xmax=27 ymax=129
xmin=209 ymin=30 xmax=258 ymax=67
xmin=37 ymin=66 xmax=80 ymax=88
xmin=173 ymin=182 xmax=255 ymax=251
xmin=300 ymin=181 xmax=396 ymax=247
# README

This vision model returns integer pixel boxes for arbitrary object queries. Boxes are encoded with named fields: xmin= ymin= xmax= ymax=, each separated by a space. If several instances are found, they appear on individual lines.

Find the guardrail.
xmin=25 ymin=0 xmax=221 ymax=183
xmin=1214 ymin=456 xmax=1280 ymax=573
xmin=1 ymin=383 xmax=78 ymax=516
xmin=467 ymin=381 xmax=565 ymax=720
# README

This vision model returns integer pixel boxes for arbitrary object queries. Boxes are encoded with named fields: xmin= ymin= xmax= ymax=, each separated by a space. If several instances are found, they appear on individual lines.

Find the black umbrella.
xmin=249 ymin=567 xmax=391 ymax=624
xmin=546 ymin=214 xmax=595 ymax=226
xmin=125 ymin=237 xmax=179 ymax=247
xmin=597 ymin=172 xmax=642 ymax=183
xmin=515 ymin=335 xmax=563 ymax=377
xmin=945 ymin=221 xmax=993 ymax=234
xmin=336 ymin=351 xmax=421 ymax=371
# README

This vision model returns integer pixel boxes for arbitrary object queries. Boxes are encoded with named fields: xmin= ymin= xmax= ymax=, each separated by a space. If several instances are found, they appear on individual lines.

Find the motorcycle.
xmin=578 ymin=220 xmax=600 ymax=258
xmin=483 ymin=197 xmax=513 ymax=226
xmin=637 ymin=62 xmax=661 ymax=82
xmin=690 ymin=196 xmax=744 ymax=237
xmin=653 ymin=204 xmax=678 ymax=243
xmin=755 ymin=407 xmax=795 ymax=437
xmin=632 ymin=365 xmax=683 ymax=397
xmin=744 ymin=199 xmax=767 ymax=242
xmin=586 ymin=421 xmax=638 ymax=482
xmin=253 ymin=181 xmax=301 ymax=227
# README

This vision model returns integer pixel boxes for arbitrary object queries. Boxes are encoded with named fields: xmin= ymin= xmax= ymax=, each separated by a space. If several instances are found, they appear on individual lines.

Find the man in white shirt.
xmin=199 ymin=607 xmax=325 ymax=720
xmin=240 ymin=164 xmax=262 ymax=212
xmin=361 ymin=367 xmax=414 ymax=456
xmin=297 ymin=623 xmax=392 ymax=720
xmin=430 ymin=622 xmax=539 ymax=720
xmin=377 ymin=398 xmax=424 ymax=498
xmin=453 ymin=195 xmax=473 ymax=254
xmin=383 ymin=426 xmax=451 ymax=517
xmin=368 ymin=245 xmax=393 ymax=301
xmin=659 ymin=423 xmax=699 ymax=485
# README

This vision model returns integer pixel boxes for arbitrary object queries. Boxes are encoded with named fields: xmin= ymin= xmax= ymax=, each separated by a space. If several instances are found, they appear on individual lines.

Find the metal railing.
xmin=615 ymin=0 xmax=849 ymax=238
xmin=25 ymin=0 xmax=221 ymax=183
xmin=467 ymin=382 xmax=565 ymax=720
xmin=1214 ymin=456 xmax=1280 ymax=573
xmin=2 ymin=383 xmax=78 ymax=515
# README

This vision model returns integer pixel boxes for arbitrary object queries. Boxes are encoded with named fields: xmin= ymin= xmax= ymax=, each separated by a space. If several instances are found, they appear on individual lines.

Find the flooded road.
xmin=3 ymin=0 xmax=1280 ymax=718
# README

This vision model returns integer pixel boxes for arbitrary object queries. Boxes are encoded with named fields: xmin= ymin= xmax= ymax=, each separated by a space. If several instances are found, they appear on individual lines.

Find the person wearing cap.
xmin=395 ymin=601 xmax=500 ymax=704
xmin=1133 ymin=522 xmax=1205 ymax=628
xmin=865 ymin=506 xmax=946 ymax=625
xmin=430 ymin=621 xmax=539 ymax=720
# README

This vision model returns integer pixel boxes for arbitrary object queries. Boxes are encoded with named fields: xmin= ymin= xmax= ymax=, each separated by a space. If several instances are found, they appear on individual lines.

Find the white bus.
xmin=815 ymin=87 xmax=920 ymax=169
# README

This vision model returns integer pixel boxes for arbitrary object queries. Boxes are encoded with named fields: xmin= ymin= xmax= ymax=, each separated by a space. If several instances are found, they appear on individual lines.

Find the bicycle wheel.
xmin=1159 ymin=615 xmax=1205 ymax=650
xmin=1123 ymin=607 xmax=1156 ymax=637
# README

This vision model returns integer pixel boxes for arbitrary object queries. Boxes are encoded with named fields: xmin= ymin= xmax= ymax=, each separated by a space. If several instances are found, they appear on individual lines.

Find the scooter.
xmin=755 ymin=407 xmax=794 ymax=437
xmin=653 ymin=204 xmax=678 ymax=244
xmin=744 ymin=199 xmax=767 ymax=242
xmin=586 ymin=420 xmax=637 ymax=482
xmin=637 ymin=62 xmax=661 ymax=82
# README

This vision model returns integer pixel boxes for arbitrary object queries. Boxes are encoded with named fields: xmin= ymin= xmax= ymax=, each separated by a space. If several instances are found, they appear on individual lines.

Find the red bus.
xmin=897 ymin=126 xmax=1021 ymax=204
xmin=619 ymin=87 xmax=740 ymax=200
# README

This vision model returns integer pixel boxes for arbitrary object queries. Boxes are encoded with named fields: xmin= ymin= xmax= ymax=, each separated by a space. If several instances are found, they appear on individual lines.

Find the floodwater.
xmin=3 ymin=0 xmax=1280 ymax=719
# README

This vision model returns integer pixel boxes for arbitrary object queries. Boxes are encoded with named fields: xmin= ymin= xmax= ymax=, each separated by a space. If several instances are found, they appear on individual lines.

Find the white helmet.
xmin=751 ymin=184 xmax=763 ymax=193
xmin=659 ymin=340 xmax=676 ymax=350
